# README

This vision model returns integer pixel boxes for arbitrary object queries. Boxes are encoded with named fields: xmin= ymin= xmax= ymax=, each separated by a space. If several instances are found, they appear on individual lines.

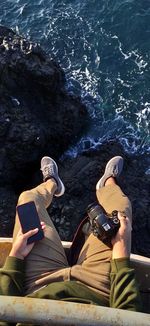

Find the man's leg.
xmin=96 ymin=178 xmax=132 ymax=221
xmin=13 ymin=157 xmax=70 ymax=294
xmin=95 ymin=156 xmax=132 ymax=221
xmin=71 ymin=157 xmax=132 ymax=301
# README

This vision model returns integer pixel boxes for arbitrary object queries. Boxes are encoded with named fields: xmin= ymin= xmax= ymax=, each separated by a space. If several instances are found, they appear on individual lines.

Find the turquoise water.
xmin=0 ymin=0 xmax=150 ymax=156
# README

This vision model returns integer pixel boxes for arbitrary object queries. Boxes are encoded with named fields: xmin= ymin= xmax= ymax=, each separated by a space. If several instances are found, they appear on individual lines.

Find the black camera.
xmin=87 ymin=203 xmax=120 ymax=242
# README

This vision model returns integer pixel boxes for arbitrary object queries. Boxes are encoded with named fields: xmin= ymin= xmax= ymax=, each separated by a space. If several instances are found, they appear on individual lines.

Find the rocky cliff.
xmin=0 ymin=26 xmax=89 ymax=234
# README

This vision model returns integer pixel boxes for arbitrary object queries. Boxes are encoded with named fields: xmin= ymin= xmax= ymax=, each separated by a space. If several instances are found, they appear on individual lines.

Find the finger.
xmin=23 ymin=228 xmax=39 ymax=240
xmin=117 ymin=212 xmax=132 ymax=230
xmin=40 ymin=221 xmax=46 ymax=229
xmin=117 ymin=212 xmax=126 ymax=219
xmin=124 ymin=216 xmax=132 ymax=230
xmin=117 ymin=212 xmax=128 ymax=228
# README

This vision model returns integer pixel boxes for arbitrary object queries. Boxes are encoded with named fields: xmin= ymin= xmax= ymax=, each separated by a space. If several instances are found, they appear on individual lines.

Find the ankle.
xmin=45 ymin=178 xmax=57 ymax=191
xmin=105 ymin=177 xmax=116 ymax=186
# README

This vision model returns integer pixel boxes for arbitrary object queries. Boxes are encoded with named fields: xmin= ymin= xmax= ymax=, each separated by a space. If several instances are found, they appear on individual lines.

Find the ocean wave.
xmin=61 ymin=115 xmax=149 ymax=160
xmin=0 ymin=0 xmax=149 ymax=154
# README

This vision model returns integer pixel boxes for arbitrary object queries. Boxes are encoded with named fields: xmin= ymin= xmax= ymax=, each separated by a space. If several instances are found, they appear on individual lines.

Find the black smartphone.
xmin=16 ymin=201 xmax=44 ymax=244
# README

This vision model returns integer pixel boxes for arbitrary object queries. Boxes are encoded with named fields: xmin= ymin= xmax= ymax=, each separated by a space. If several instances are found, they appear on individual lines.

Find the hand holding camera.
xmin=87 ymin=202 xmax=132 ymax=258
xmin=87 ymin=203 xmax=120 ymax=242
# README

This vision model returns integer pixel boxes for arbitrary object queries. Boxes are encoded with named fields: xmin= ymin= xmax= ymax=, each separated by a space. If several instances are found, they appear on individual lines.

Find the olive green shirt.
xmin=0 ymin=256 xmax=142 ymax=325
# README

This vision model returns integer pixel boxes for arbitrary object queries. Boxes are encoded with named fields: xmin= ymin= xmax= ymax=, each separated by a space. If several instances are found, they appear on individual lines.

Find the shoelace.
xmin=112 ymin=165 xmax=118 ymax=176
xmin=42 ymin=164 xmax=55 ymax=177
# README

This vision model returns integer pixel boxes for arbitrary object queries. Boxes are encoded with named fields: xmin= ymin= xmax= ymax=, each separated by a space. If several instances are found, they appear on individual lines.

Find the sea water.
xmin=0 ymin=0 xmax=150 ymax=158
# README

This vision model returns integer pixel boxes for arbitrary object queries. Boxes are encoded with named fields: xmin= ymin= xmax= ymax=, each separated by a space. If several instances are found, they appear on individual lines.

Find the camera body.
xmin=87 ymin=203 xmax=120 ymax=242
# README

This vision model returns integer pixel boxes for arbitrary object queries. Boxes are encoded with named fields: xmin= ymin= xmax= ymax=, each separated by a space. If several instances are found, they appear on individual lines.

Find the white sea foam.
xmin=0 ymin=0 xmax=149 ymax=156
xmin=61 ymin=115 xmax=142 ymax=159
xmin=11 ymin=97 xmax=20 ymax=106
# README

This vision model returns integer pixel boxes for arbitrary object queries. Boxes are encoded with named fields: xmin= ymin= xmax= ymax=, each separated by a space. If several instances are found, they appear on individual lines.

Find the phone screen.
xmin=17 ymin=201 xmax=44 ymax=244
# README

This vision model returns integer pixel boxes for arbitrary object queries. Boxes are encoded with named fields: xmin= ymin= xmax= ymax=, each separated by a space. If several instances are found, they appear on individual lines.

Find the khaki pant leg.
xmin=70 ymin=184 xmax=132 ymax=301
xmin=13 ymin=180 xmax=69 ymax=294
xmin=96 ymin=184 xmax=132 ymax=222
xmin=70 ymin=233 xmax=111 ymax=300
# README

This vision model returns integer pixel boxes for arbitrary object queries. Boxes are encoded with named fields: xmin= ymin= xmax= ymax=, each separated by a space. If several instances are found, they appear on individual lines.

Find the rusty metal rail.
xmin=0 ymin=296 xmax=149 ymax=326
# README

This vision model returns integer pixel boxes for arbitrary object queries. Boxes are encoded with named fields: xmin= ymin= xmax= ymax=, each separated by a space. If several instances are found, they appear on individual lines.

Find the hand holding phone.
xmin=17 ymin=201 xmax=44 ymax=244
xmin=9 ymin=228 xmax=39 ymax=259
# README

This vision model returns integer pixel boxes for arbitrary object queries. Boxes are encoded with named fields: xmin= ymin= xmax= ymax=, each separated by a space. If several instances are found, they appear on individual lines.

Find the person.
xmin=0 ymin=156 xmax=142 ymax=325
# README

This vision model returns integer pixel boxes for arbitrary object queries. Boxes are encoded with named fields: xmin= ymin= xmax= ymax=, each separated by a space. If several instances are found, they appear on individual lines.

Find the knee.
xmin=18 ymin=190 xmax=34 ymax=205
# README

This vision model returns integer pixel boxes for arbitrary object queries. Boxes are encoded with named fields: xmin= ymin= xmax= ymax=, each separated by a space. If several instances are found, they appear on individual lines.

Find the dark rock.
xmin=0 ymin=187 xmax=17 ymax=236
xmin=0 ymin=25 xmax=89 ymax=188
xmin=0 ymin=25 xmax=88 ymax=236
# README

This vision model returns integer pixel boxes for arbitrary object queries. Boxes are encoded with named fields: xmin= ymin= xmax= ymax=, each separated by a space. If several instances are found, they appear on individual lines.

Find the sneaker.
xmin=41 ymin=156 xmax=65 ymax=197
xmin=96 ymin=156 xmax=124 ymax=190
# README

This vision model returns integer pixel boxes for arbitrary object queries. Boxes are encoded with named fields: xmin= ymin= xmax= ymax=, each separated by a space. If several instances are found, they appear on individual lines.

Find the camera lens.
xmin=87 ymin=203 xmax=102 ymax=220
